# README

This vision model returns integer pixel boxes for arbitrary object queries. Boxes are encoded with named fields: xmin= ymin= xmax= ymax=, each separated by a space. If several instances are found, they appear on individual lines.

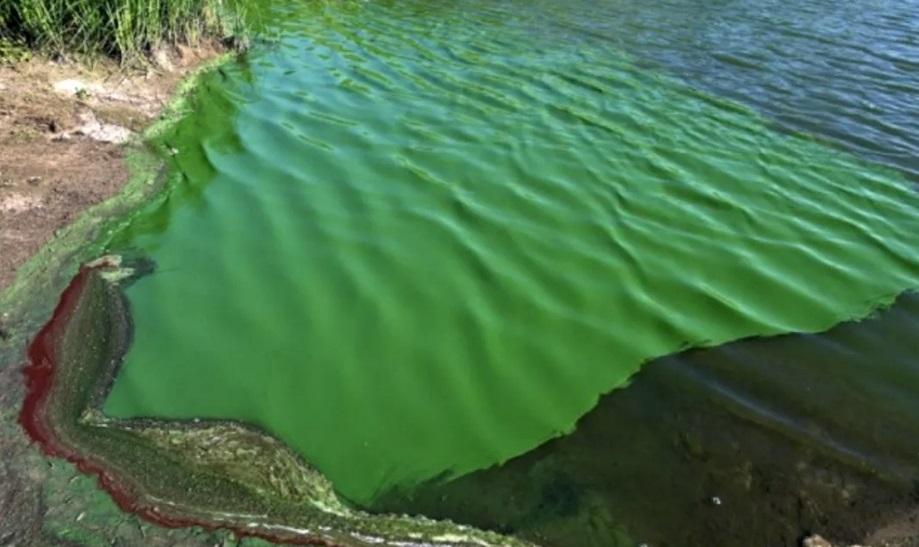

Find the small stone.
xmin=53 ymin=79 xmax=103 ymax=97
xmin=27 ymin=176 xmax=41 ymax=185
xmin=69 ymin=110 xmax=133 ymax=144
xmin=86 ymin=254 xmax=122 ymax=269
xmin=152 ymin=49 xmax=175 ymax=72
xmin=802 ymin=535 xmax=833 ymax=547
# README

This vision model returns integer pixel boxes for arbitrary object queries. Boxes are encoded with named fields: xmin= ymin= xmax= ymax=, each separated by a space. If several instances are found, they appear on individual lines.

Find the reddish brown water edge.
xmin=19 ymin=267 xmax=87 ymax=454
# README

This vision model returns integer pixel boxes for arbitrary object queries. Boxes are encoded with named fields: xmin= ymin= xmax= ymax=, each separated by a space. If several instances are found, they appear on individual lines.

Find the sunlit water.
xmin=100 ymin=0 xmax=919 ymax=541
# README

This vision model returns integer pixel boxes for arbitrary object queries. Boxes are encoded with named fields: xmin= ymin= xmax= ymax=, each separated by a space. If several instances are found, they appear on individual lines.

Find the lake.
xmin=99 ymin=0 xmax=919 ymax=544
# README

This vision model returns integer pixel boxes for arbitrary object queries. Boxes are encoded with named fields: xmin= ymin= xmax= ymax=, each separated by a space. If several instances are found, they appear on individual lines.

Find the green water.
xmin=103 ymin=0 xmax=919 ymax=510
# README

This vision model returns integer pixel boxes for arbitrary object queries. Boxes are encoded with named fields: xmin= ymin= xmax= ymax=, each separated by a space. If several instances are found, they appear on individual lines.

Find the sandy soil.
xmin=0 ymin=45 xmax=219 ymax=292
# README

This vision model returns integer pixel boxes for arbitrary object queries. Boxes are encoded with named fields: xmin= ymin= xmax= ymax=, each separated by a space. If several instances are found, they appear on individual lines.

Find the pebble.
xmin=802 ymin=535 xmax=832 ymax=547
xmin=69 ymin=110 xmax=133 ymax=144
xmin=53 ymin=79 xmax=103 ymax=97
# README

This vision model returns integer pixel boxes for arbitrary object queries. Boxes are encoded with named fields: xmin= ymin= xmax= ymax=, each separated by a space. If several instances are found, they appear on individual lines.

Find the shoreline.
xmin=0 ymin=47 xmax=237 ymax=364
xmin=0 ymin=48 xmax=247 ymax=546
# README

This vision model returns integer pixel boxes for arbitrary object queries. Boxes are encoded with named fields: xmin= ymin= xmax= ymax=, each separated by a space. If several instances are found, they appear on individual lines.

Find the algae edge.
xmin=22 ymin=262 xmax=532 ymax=546
xmin=0 ymin=57 xmax=530 ymax=546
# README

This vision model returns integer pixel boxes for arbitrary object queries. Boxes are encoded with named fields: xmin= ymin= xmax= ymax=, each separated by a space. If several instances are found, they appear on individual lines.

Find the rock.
xmin=53 ymin=79 xmax=105 ymax=97
xmin=70 ymin=111 xmax=132 ymax=144
xmin=86 ymin=254 xmax=122 ymax=269
xmin=152 ymin=49 xmax=175 ymax=72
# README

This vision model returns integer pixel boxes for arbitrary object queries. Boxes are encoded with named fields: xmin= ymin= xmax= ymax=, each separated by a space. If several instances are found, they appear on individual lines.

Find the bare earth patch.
xmin=0 ymin=45 xmax=219 ymax=292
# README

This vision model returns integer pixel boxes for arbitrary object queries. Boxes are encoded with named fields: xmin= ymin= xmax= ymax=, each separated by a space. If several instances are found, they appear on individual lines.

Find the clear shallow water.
xmin=102 ymin=0 xmax=919 ymax=522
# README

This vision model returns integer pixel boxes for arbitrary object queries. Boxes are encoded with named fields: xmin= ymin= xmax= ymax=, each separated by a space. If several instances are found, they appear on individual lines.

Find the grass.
xmin=0 ymin=0 xmax=247 ymax=62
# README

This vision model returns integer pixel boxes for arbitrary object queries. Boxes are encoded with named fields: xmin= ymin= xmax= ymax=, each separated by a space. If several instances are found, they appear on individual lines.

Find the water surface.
xmin=102 ymin=0 xmax=919 ymax=528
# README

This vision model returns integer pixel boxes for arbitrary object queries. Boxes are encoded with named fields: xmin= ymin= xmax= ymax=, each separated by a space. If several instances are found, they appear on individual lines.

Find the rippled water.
xmin=572 ymin=0 xmax=919 ymax=180
xmin=100 ymin=0 xmax=919 ymax=537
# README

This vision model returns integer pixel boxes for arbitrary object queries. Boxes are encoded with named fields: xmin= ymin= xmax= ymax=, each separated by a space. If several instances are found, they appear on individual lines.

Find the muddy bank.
xmin=0 ymin=46 xmax=221 ymax=292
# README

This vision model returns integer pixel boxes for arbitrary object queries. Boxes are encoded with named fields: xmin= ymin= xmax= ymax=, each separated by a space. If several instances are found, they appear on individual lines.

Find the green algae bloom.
xmin=97 ymin=0 xmax=919 ymax=509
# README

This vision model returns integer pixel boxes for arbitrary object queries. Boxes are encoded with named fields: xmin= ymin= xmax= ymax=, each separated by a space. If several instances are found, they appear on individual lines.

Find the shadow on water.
xmin=373 ymin=292 xmax=919 ymax=547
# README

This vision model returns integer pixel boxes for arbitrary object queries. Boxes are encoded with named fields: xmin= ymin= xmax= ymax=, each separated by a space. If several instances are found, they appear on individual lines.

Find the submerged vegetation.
xmin=0 ymin=0 xmax=246 ymax=61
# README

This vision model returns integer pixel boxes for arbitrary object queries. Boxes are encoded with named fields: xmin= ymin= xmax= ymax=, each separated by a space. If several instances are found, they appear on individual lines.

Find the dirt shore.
xmin=0 ymin=46 xmax=219 ymax=292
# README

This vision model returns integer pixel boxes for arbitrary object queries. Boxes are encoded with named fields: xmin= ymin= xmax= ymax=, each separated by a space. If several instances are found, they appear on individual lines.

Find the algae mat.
xmin=102 ymin=0 xmax=919 ymax=504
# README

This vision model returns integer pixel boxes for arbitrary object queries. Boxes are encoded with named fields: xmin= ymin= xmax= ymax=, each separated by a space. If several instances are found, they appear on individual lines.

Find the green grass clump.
xmin=0 ymin=36 xmax=30 ymax=63
xmin=0 ymin=0 xmax=246 ymax=62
